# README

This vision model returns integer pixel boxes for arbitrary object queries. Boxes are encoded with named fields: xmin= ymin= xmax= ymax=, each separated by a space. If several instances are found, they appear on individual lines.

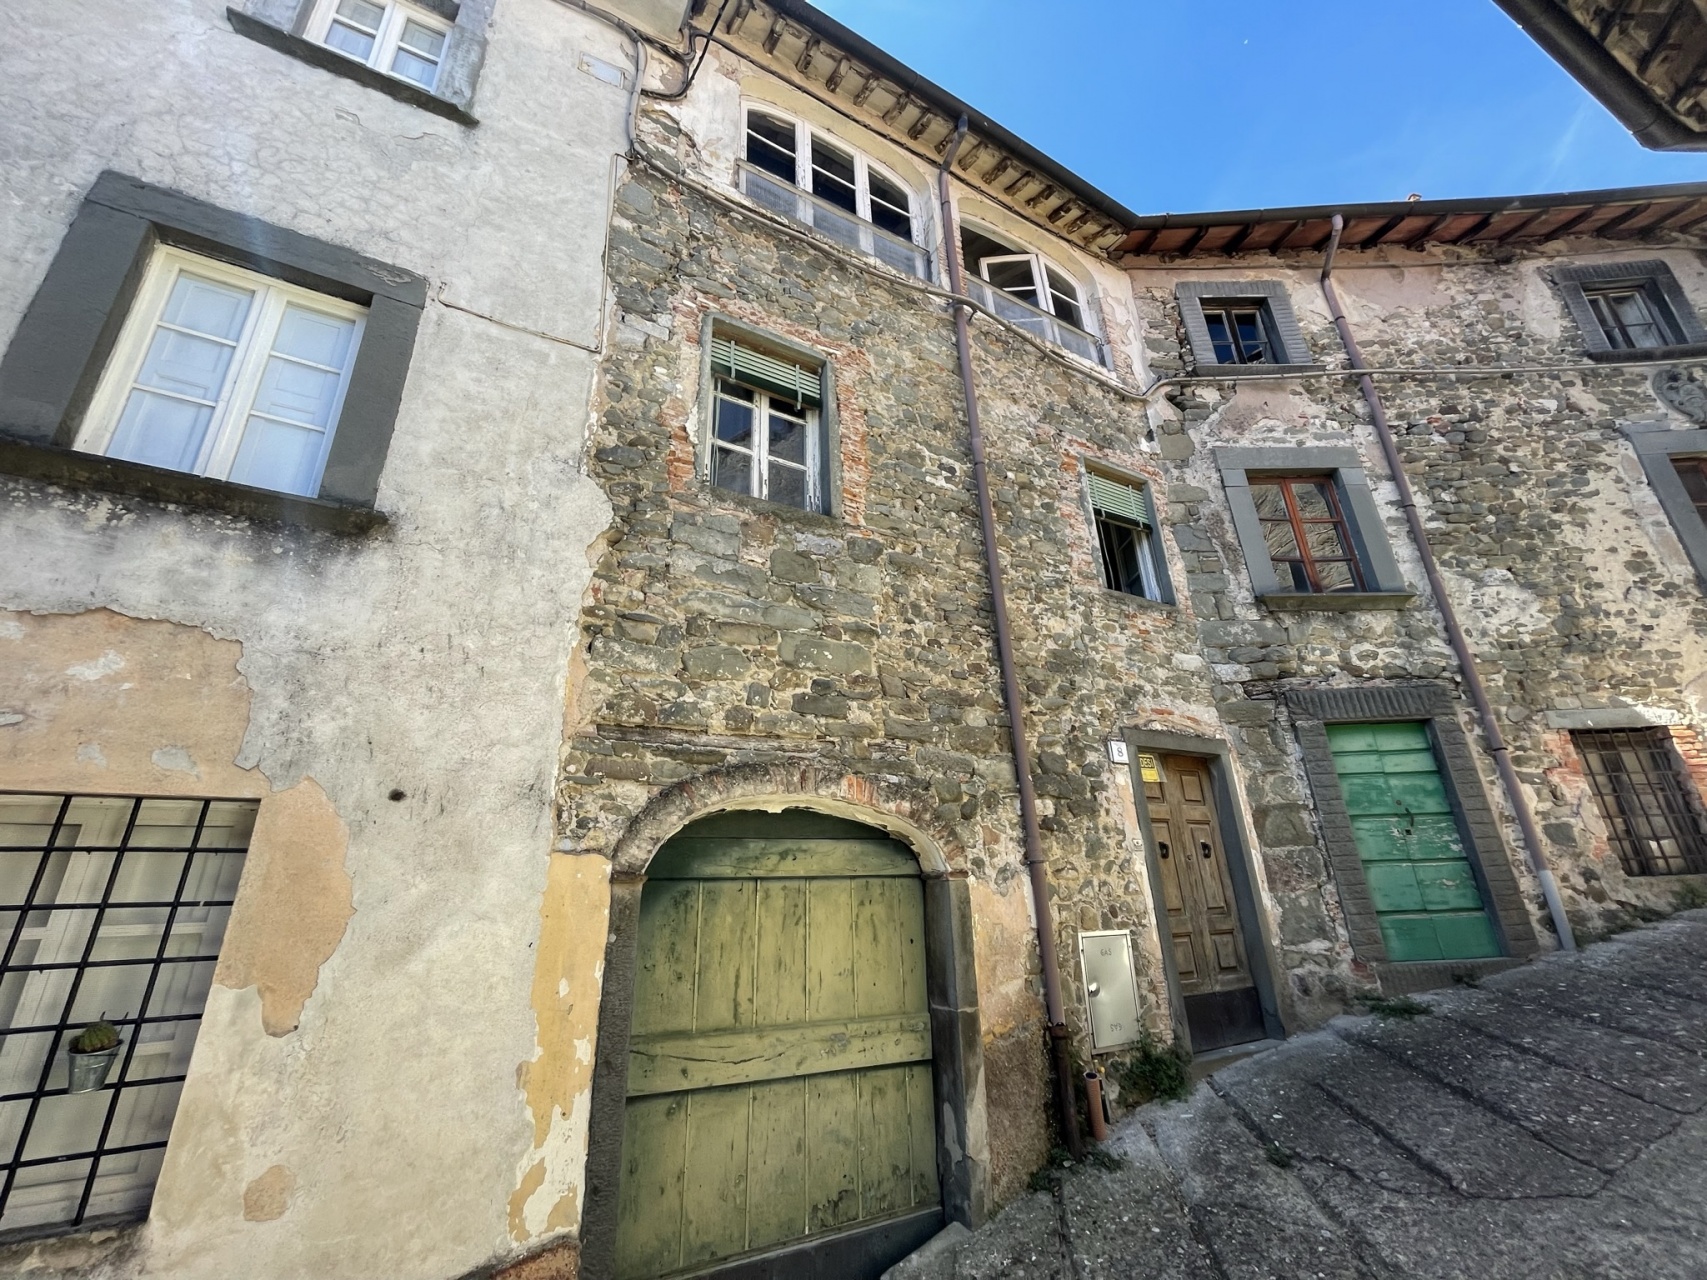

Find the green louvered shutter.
xmin=710 ymin=337 xmax=822 ymax=406
xmin=1088 ymin=473 xmax=1152 ymax=526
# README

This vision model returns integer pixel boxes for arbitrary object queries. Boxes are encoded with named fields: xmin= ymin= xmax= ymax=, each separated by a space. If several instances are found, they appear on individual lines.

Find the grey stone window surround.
xmin=1120 ymin=729 xmax=1287 ymax=1051
xmin=1554 ymin=260 xmax=1707 ymax=362
xmin=1621 ymin=424 xmax=1707 ymax=588
xmin=1215 ymin=445 xmax=1413 ymax=610
xmin=1080 ymin=461 xmax=1176 ymax=607
xmin=0 ymin=171 xmax=426 ymax=534
xmin=1174 ymin=280 xmax=1322 ymax=375
xmin=227 ymin=0 xmax=487 ymax=126
xmin=1288 ymin=684 xmax=1541 ymax=985
xmin=695 ymin=313 xmax=842 ymax=522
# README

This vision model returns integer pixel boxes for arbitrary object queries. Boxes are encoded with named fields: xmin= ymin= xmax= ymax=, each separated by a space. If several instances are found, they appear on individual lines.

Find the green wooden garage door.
xmin=1326 ymin=722 xmax=1503 ymax=962
xmin=615 ymin=811 xmax=941 ymax=1279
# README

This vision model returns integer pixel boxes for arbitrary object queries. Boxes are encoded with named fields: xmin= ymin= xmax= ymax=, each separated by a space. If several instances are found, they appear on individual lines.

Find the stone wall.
xmin=1133 ymin=244 xmax=1707 ymax=956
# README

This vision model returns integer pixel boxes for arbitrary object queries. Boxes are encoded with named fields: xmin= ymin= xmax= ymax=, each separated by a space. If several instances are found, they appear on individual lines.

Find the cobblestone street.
xmin=896 ymin=913 xmax=1707 ymax=1280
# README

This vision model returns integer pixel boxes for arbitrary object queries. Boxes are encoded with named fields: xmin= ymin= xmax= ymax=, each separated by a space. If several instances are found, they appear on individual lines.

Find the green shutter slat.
xmin=710 ymin=336 xmax=822 ymax=405
xmin=1087 ymin=473 xmax=1151 ymax=526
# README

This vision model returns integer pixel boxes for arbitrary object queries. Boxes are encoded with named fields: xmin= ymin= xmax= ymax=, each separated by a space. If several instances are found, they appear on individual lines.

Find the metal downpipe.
xmin=938 ymin=117 xmax=1084 ymax=1157
xmin=1319 ymin=214 xmax=1576 ymax=952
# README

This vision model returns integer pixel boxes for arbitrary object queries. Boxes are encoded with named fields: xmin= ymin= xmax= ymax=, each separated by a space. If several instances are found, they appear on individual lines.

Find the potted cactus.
xmin=66 ymin=1019 xmax=122 ymax=1094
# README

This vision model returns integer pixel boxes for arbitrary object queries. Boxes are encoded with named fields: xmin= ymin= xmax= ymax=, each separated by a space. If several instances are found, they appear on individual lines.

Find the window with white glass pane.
xmin=739 ymin=107 xmax=928 ymax=277
xmin=708 ymin=337 xmax=827 ymax=515
xmin=958 ymin=223 xmax=1102 ymax=364
xmin=75 ymin=248 xmax=366 ymax=499
xmin=310 ymin=0 xmax=450 ymax=90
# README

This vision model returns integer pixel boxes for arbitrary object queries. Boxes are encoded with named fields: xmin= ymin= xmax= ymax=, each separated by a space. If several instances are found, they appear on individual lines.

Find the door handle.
xmin=1200 ymin=841 xmax=1213 ymax=860
xmin=1158 ymin=841 xmax=1170 ymax=860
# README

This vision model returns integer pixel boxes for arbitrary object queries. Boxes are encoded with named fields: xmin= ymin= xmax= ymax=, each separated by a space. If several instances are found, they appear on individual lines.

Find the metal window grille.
xmin=1573 ymin=730 xmax=1707 ymax=877
xmin=0 ymin=794 xmax=254 ymax=1235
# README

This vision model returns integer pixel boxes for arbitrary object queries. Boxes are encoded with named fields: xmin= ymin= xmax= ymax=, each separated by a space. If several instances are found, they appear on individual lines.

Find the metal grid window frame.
xmin=0 ymin=792 xmax=255 ymax=1234
xmin=1573 ymin=729 xmax=1707 ymax=877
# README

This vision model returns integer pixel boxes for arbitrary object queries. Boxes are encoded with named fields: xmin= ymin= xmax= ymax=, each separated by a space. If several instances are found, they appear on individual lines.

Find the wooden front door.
xmin=1143 ymin=755 xmax=1266 ymax=1052
xmin=615 ymin=811 xmax=942 ymax=1280
xmin=1326 ymin=722 xmax=1503 ymax=962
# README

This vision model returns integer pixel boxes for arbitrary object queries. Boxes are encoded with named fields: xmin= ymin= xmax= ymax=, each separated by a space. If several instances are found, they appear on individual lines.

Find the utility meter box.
xmin=1078 ymin=930 xmax=1141 ymax=1052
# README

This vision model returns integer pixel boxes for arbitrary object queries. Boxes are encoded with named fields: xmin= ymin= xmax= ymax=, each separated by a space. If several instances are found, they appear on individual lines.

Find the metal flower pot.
xmin=66 ymin=1044 xmax=121 ymax=1094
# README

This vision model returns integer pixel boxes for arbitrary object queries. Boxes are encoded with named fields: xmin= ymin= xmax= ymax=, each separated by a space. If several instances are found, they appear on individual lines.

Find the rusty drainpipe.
xmin=938 ymin=117 xmax=1084 ymax=1157
xmin=1319 ymin=214 xmax=1576 ymax=952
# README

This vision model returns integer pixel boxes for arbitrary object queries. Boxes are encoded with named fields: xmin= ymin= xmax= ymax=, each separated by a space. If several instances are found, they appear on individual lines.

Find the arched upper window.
xmin=960 ymin=223 xmax=1105 ymax=367
xmin=738 ymin=106 xmax=930 ymax=279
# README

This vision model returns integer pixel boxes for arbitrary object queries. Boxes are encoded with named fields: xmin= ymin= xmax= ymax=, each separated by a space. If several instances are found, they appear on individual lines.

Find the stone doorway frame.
xmin=576 ymin=772 xmax=989 ymax=1280
xmin=1122 ymin=729 xmax=1288 ymax=1054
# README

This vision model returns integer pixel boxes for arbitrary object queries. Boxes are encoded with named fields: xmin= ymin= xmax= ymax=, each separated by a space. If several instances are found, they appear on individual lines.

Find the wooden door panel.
xmin=1187 ymin=820 xmax=1229 ymax=914
xmin=747 ymin=1077 xmax=809 ymax=1252
xmin=806 ymin=879 xmax=857 ymax=1022
xmin=616 ymin=1093 xmax=688 ymax=1279
xmin=618 ymin=815 xmax=939 ymax=1279
xmin=806 ymin=1072 xmax=861 ymax=1233
xmin=694 ymin=880 xmax=757 ymax=1034
xmin=632 ymin=882 xmax=700 ymax=1038
xmin=1150 ymin=816 xmax=1186 ymax=914
xmin=1149 ymin=758 xmax=1255 ymax=1002
xmin=753 ymin=880 xmax=808 ymax=1027
xmin=680 ymin=1086 xmax=752 ymax=1268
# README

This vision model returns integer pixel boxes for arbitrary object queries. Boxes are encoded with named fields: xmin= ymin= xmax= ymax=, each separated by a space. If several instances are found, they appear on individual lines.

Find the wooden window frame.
xmin=1199 ymin=302 xmax=1281 ymax=365
xmin=1675 ymin=455 xmax=1707 ymax=525
xmin=75 ymin=247 xmax=367 ymax=500
xmin=741 ymin=106 xmax=921 ymax=247
xmin=710 ymin=377 xmax=826 ymax=515
xmin=1555 ymin=260 xmax=1707 ymax=362
xmin=1176 ymin=281 xmax=1318 ymax=374
xmin=1622 ymin=426 xmax=1707 ymax=589
xmin=307 ymin=0 xmax=452 ymax=91
xmin=1249 ymin=474 xmax=1368 ymax=594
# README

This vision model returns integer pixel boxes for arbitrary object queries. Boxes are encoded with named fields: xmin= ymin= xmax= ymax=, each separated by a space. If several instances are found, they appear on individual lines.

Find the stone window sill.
xmin=1259 ymin=590 xmax=1414 ymax=612
xmin=1098 ymin=587 xmax=1177 ymax=614
xmin=1190 ymin=362 xmax=1324 ymax=379
xmin=227 ymin=9 xmax=478 ymax=127
xmin=1585 ymin=342 xmax=1707 ymax=364
xmin=703 ymin=486 xmax=843 ymax=530
xmin=0 ymin=436 xmax=388 ymax=535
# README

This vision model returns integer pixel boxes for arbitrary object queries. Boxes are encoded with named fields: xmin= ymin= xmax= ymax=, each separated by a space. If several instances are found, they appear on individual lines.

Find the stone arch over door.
xmin=578 ymin=767 xmax=988 ymax=1280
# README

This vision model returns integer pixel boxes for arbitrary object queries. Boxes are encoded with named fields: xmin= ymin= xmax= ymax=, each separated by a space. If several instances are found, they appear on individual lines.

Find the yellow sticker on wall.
xmin=1137 ymin=753 xmax=1161 ymax=783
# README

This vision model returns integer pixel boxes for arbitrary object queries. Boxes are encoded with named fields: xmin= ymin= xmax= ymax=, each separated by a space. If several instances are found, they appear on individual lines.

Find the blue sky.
xmin=811 ymin=0 xmax=1707 ymax=214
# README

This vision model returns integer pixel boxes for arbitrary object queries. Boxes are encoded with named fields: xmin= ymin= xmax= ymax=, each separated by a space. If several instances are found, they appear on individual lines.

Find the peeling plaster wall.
xmin=0 ymin=0 xmax=633 ymax=1274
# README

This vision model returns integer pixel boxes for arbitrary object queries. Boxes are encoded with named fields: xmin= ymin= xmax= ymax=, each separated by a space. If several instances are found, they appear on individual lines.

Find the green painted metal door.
xmin=1326 ymin=722 xmax=1503 ymax=962
xmin=615 ymin=811 xmax=940 ymax=1279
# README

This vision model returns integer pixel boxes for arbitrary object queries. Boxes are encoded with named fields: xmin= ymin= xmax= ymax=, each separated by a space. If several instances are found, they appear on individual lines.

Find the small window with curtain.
xmin=73 ymin=246 xmax=366 ymax=499
xmin=1250 ymin=476 xmax=1365 ymax=593
xmin=1088 ymin=472 xmax=1167 ymax=602
xmin=708 ymin=336 xmax=828 ymax=515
